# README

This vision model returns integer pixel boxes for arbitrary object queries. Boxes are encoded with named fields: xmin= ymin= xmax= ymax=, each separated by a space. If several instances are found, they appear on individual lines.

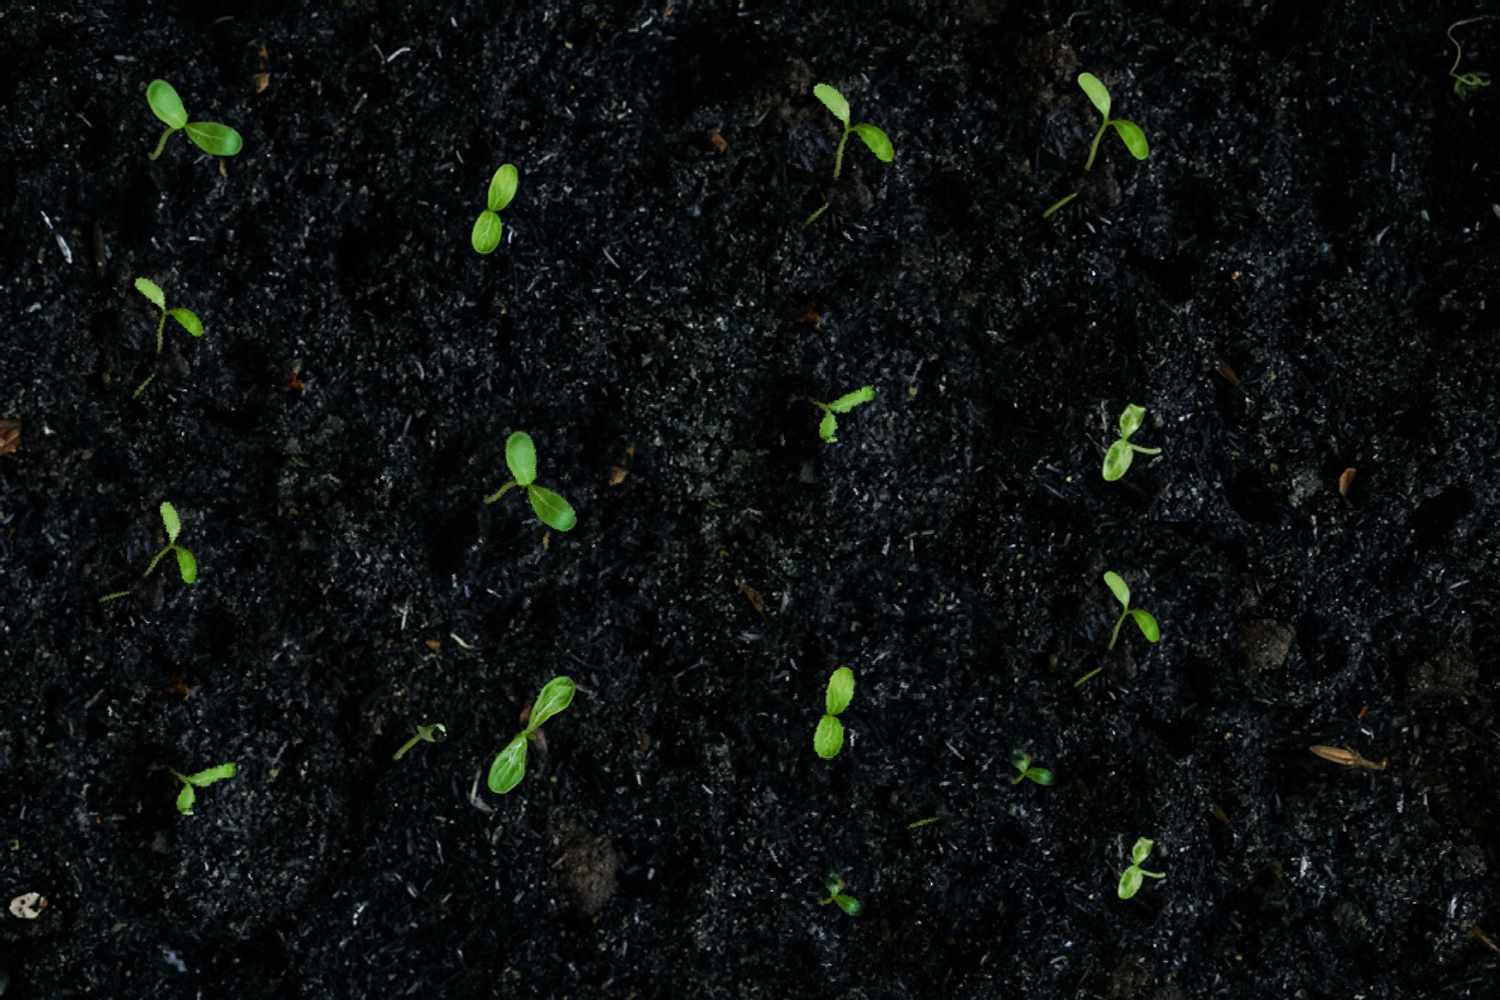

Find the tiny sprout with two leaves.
xmin=173 ymin=762 xmax=236 ymax=815
xmin=485 ymin=431 xmax=577 ymax=533
xmin=1043 ymin=73 xmax=1151 ymax=219
xmin=818 ymin=872 xmax=863 ymax=917
xmin=1010 ymin=750 xmax=1055 ymax=786
xmin=132 ymin=277 xmax=204 ymax=398
xmin=1104 ymin=571 xmax=1160 ymax=650
xmin=145 ymin=80 xmax=243 ymax=160
xmin=1102 ymin=403 xmax=1160 ymax=480
xmin=814 ymin=666 xmax=856 ymax=759
xmin=1448 ymin=17 xmax=1499 ymax=99
xmin=393 ymin=723 xmax=447 ymax=762
xmin=488 ymin=676 xmax=576 ymax=795
xmin=471 ymin=164 xmax=519 ymax=254
xmin=813 ymin=386 xmax=876 ymax=443
xmin=100 ymin=501 xmax=198 ymax=603
xmin=805 ymin=84 xmax=895 ymax=225
xmin=1117 ymin=836 xmax=1166 ymax=899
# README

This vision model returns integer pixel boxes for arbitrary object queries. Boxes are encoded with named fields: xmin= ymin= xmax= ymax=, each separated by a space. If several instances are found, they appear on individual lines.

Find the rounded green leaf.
xmin=159 ymin=501 xmax=182 ymax=543
xmin=487 ymin=734 xmax=529 ymax=794
xmin=813 ymin=83 xmax=850 ymax=126
xmin=176 ymin=783 xmax=197 ymax=815
xmin=147 ymin=80 xmax=188 ymax=129
xmin=814 ymin=714 xmax=845 ymax=759
xmin=1009 ymin=750 xmax=1031 ymax=773
xmin=1103 ymin=571 xmax=1130 ymax=609
xmin=1131 ymin=609 xmax=1160 ymax=643
xmin=818 ymin=411 xmax=838 ymax=443
xmin=834 ymin=894 xmax=863 ymax=916
xmin=528 ymin=486 xmax=577 ymax=532
xmin=528 ymin=676 xmax=576 ymax=732
xmin=825 ymin=666 xmax=855 ymax=716
xmin=168 ymin=308 xmax=203 ymax=337
xmin=1131 ymin=837 xmax=1155 ymax=864
xmin=1118 ymin=865 xmax=1143 ymax=899
xmin=1030 ymin=767 xmax=1055 ymax=786
xmin=1078 ymin=72 xmax=1111 ymax=118
xmin=827 ymin=385 xmax=876 ymax=414
xmin=174 ymin=546 xmax=198 ymax=584
xmin=1102 ymin=440 xmax=1134 ymax=481
xmin=504 ymin=431 xmax=537 ymax=485
xmin=134 ymin=277 xmax=165 ymax=309
xmin=1112 ymin=120 xmax=1150 ymax=160
xmin=471 ymin=211 xmax=503 ymax=254
xmin=1119 ymin=403 xmax=1146 ymax=438
xmin=487 ymin=163 xmax=519 ymax=213
xmin=852 ymin=124 xmax=894 ymax=163
xmin=185 ymin=121 xmax=243 ymax=157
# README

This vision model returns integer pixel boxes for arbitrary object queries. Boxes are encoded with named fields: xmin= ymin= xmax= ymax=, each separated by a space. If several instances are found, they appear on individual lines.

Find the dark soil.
xmin=4 ymin=1 xmax=1500 ymax=997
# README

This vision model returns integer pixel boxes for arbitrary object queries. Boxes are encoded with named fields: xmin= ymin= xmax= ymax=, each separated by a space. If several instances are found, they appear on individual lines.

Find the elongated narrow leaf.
xmin=528 ymin=486 xmax=577 ymax=532
xmin=134 ymin=277 xmax=165 ymax=309
xmin=528 ymin=676 xmax=576 ymax=732
xmin=814 ymin=714 xmax=845 ymax=759
xmin=852 ymin=124 xmax=894 ymax=162
xmin=818 ymin=411 xmax=838 ymax=443
xmin=1131 ymin=609 xmax=1160 ymax=643
xmin=487 ymin=734 xmax=529 ymax=794
xmin=1119 ymin=403 xmax=1146 ymax=438
xmin=159 ymin=501 xmax=182 ymax=543
xmin=487 ymin=163 xmax=519 ymax=213
xmin=1078 ymin=72 xmax=1111 ymax=118
xmin=1112 ymin=120 xmax=1150 ymax=160
xmin=1103 ymin=571 xmax=1130 ymax=609
xmin=504 ymin=432 xmax=537 ymax=484
xmin=1102 ymin=440 xmax=1134 ymax=481
xmin=147 ymin=80 xmax=188 ymax=129
xmin=183 ymin=762 xmax=237 ymax=787
xmin=168 ymin=308 xmax=203 ymax=337
xmin=813 ymin=83 xmax=850 ymax=126
xmin=825 ymin=666 xmax=855 ymax=716
xmin=834 ymin=894 xmax=863 ymax=916
xmin=827 ymin=385 xmax=876 ymax=413
xmin=174 ymin=546 xmax=198 ymax=584
xmin=176 ymin=783 xmax=197 ymax=815
xmin=471 ymin=211 xmax=502 ymax=254
xmin=185 ymin=121 xmax=243 ymax=157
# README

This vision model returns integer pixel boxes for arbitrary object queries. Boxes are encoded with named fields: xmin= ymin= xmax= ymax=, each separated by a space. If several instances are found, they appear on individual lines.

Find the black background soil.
xmin=3 ymin=1 xmax=1500 ymax=997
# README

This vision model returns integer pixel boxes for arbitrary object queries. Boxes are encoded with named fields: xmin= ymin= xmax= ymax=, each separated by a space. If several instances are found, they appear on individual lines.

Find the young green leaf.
xmin=1078 ymin=72 xmax=1112 ymax=118
xmin=160 ymin=501 xmax=182 ymax=544
xmin=181 ymin=762 xmax=237 ymax=787
xmin=827 ymin=386 xmax=876 ymax=413
xmin=528 ymin=676 xmax=576 ymax=732
xmin=832 ymin=893 xmax=863 ymax=916
xmin=174 ymin=546 xmax=198 ymax=584
xmin=135 ymin=277 xmax=166 ymax=309
xmin=527 ymin=486 xmax=577 ymax=533
xmin=505 ymin=431 xmax=538 ymax=486
xmin=487 ymin=733 xmax=529 ymax=795
xmin=852 ymin=124 xmax=894 ymax=162
xmin=1103 ymin=571 xmax=1130 ymax=609
xmin=1131 ymin=837 xmax=1155 ymax=864
xmin=487 ymin=164 xmax=519 ymax=213
xmin=168 ymin=308 xmax=203 ymax=337
xmin=1119 ymin=403 xmax=1146 ymax=438
xmin=1130 ymin=609 xmax=1160 ymax=642
xmin=472 ymin=211 xmax=503 ymax=254
xmin=176 ymin=783 xmax=198 ymax=815
xmin=818 ymin=411 xmax=839 ymax=443
xmin=147 ymin=80 xmax=188 ymax=129
xmin=814 ymin=714 xmax=845 ymax=759
xmin=825 ymin=666 xmax=855 ymax=716
xmin=1118 ymin=865 xmax=1144 ymax=899
xmin=185 ymin=121 xmax=243 ymax=157
xmin=1113 ymin=120 xmax=1149 ymax=160
xmin=1102 ymin=440 xmax=1134 ymax=481
xmin=813 ymin=83 xmax=850 ymax=126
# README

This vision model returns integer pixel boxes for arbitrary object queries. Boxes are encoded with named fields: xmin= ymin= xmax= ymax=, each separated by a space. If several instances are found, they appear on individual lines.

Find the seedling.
xmin=145 ymin=79 xmax=243 ymax=160
xmin=818 ymin=872 xmax=863 ymax=916
xmin=805 ymin=83 xmax=894 ymax=225
xmin=1117 ymin=836 xmax=1166 ymax=899
xmin=393 ymin=723 xmax=447 ymax=762
xmin=1101 ymin=403 xmax=1160 ymax=481
xmin=812 ymin=386 xmax=876 ymax=443
xmin=471 ymin=163 xmax=519 ymax=254
xmin=173 ymin=762 xmax=236 ymax=815
xmin=484 ymin=431 xmax=577 ymax=532
xmin=814 ymin=666 xmax=856 ymax=759
xmin=1010 ymin=750 xmax=1055 ymax=786
xmin=1103 ymin=571 xmax=1160 ymax=650
xmin=487 ymin=676 xmax=575 ymax=795
xmin=132 ymin=277 xmax=204 ymax=398
xmin=1448 ymin=17 xmax=1499 ymax=99
xmin=1043 ymin=72 xmax=1150 ymax=218
xmin=99 ymin=501 xmax=199 ymax=602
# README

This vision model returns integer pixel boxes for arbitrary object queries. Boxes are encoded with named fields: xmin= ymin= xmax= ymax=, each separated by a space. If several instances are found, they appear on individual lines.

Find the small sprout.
xmin=818 ymin=872 xmax=863 ymax=917
xmin=1117 ymin=836 xmax=1166 ymax=899
xmin=145 ymin=79 xmax=243 ymax=161
xmin=1103 ymin=571 xmax=1159 ymax=650
xmin=814 ymin=666 xmax=856 ymax=759
xmin=1044 ymin=73 xmax=1150 ymax=218
xmin=1101 ymin=403 xmax=1160 ymax=481
xmin=100 ymin=501 xmax=199 ymax=602
xmin=812 ymin=386 xmax=876 ymax=443
xmin=131 ymin=277 xmax=204 ymax=398
xmin=1009 ymin=750 xmax=1055 ymax=786
xmin=487 ymin=676 xmax=575 ymax=795
xmin=471 ymin=163 xmax=519 ymax=254
xmin=1448 ymin=17 xmax=1499 ymax=99
xmin=484 ymin=431 xmax=577 ymax=533
xmin=173 ymin=762 xmax=237 ymax=815
xmin=805 ymin=83 xmax=894 ymax=225
xmin=393 ymin=722 xmax=448 ymax=762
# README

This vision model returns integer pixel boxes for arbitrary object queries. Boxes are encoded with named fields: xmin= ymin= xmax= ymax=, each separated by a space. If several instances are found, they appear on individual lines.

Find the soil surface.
xmin=4 ymin=1 xmax=1500 ymax=998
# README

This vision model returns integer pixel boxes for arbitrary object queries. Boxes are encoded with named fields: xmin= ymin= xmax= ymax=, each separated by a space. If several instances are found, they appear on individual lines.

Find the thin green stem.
xmin=1083 ymin=121 xmax=1108 ymax=172
xmin=143 ymin=545 xmax=171 ymax=579
xmin=804 ymin=202 xmax=830 ymax=226
xmin=1108 ymin=610 xmax=1127 ymax=650
xmin=99 ymin=589 xmax=131 ymax=603
xmin=1130 ymin=444 xmax=1161 ymax=456
xmin=392 ymin=733 xmax=422 ymax=762
xmin=1139 ymin=869 xmax=1165 ymax=879
xmin=1073 ymin=666 xmax=1103 ymax=687
xmin=133 ymin=372 xmax=157 ymax=399
xmin=154 ymin=309 xmax=166 ymax=354
xmin=832 ymin=126 xmax=851 ymax=180
xmin=484 ymin=480 xmax=519 ymax=505
xmin=149 ymin=126 xmax=176 ymax=161
xmin=1042 ymin=191 xmax=1079 ymax=218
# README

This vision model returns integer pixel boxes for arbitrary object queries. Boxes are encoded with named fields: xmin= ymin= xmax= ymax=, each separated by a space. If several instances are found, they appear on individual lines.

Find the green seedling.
xmin=487 ymin=676 xmax=575 ymax=795
xmin=1009 ymin=750 xmax=1055 ymax=786
xmin=393 ymin=723 xmax=447 ymax=762
xmin=145 ymin=79 xmax=243 ymax=160
xmin=805 ymin=83 xmax=895 ymax=225
xmin=99 ymin=501 xmax=199 ymax=602
xmin=1103 ymin=571 xmax=1160 ymax=650
xmin=471 ymin=163 xmax=519 ymax=254
xmin=1101 ymin=403 xmax=1160 ymax=481
xmin=818 ymin=872 xmax=863 ymax=916
xmin=814 ymin=666 xmax=856 ymax=759
xmin=1448 ymin=17 xmax=1499 ymax=98
xmin=1117 ymin=836 xmax=1166 ymax=899
xmin=132 ymin=277 xmax=204 ymax=398
xmin=812 ymin=386 xmax=875 ymax=443
xmin=1043 ymin=72 xmax=1150 ymax=219
xmin=173 ymin=762 xmax=236 ymax=815
xmin=484 ymin=431 xmax=577 ymax=533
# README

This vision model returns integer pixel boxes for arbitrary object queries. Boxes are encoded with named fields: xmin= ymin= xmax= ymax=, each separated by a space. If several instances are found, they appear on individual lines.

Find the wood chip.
xmin=738 ymin=581 xmax=767 ymax=618
xmin=424 ymin=638 xmax=442 ymax=652
xmin=1309 ymin=744 xmax=1387 ymax=770
xmin=0 ymin=418 xmax=18 ymax=455
xmin=1338 ymin=467 xmax=1356 ymax=496
xmin=608 ymin=465 xmax=628 ymax=486
xmin=707 ymin=129 xmax=728 ymax=153
xmin=1215 ymin=364 xmax=1240 ymax=386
